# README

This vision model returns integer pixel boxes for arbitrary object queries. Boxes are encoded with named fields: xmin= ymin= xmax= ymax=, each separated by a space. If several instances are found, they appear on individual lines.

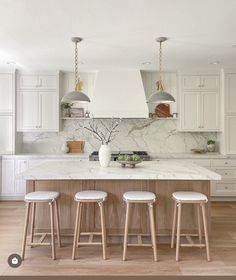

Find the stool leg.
xmin=30 ymin=202 xmax=36 ymax=248
xmin=171 ymin=201 xmax=177 ymax=248
xmin=99 ymin=202 xmax=107 ymax=260
xmin=197 ymin=204 xmax=202 ymax=247
xmin=176 ymin=202 xmax=182 ymax=261
xmin=54 ymin=200 xmax=61 ymax=248
xmin=49 ymin=202 xmax=56 ymax=260
xmin=123 ymin=202 xmax=130 ymax=261
xmin=148 ymin=203 xmax=157 ymax=261
xmin=72 ymin=202 xmax=81 ymax=260
xmin=76 ymin=203 xmax=83 ymax=248
xmin=201 ymin=203 xmax=210 ymax=261
xmin=21 ymin=202 xmax=31 ymax=260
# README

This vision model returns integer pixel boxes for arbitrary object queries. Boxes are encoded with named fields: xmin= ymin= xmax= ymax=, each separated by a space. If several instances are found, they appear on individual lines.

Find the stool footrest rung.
xmin=77 ymin=242 xmax=102 ymax=246
xmin=27 ymin=242 xmax=51 ymax=246
xmin=180 ymin=244 xmax=206 ymax=247
xmin=128 ymin=243 xmax=152 ymax=247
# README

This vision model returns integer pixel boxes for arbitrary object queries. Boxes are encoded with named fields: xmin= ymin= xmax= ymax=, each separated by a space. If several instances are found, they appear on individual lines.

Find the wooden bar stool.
xmin=122 ymin=191 xmax=157 ymax=261
xmin=21 ymin=191 xmax=61 ymax=260
xmin=171 ymin=191 xmax=210 ymax=261
xmin=72 ymin=190 xmax=107 ymax=260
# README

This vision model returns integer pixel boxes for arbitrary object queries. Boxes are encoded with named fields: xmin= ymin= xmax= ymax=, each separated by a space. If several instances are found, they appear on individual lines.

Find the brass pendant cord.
xmin=156 ymin=41 xmax=164 ymax=92
xmin=74 ymin=41 xmax=81 ymax=91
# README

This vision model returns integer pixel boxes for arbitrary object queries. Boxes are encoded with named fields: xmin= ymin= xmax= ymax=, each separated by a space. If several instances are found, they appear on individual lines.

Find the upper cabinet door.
xmin=18 ymin=74 xmax=57 ymax=90
xmin=201 ymin=75 xmax=219 ymax=90
xmin=38 ymin=75 xmax=57 ymax=90
xmin=201 ymin=91 xmax=219 ymax=130
xmin=226 ymin=74 xmax=236 ymax=113
xmin=39 ymin=91 xmax=58 ymax=130
xmin=0 ymin=73 xmax=14 ymax=113
xmin=182 ymin=75 xmax=201 ymax=90
xmin=18 ymin=75 xmax=39 ymax=89
xmin=181 ymin=91 xmax=201 ymax=130
xmin=19 ymin=91 xmax=39 ymax=130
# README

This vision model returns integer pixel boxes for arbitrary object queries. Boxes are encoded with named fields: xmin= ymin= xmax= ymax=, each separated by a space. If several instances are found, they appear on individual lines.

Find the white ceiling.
xmin=0 ymin=0 xmax=236 ymax=71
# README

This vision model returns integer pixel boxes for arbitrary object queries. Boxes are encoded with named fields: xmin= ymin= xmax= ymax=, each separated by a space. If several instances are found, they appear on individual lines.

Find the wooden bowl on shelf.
xmin=191 ymin=148 xmax=207 ymax=154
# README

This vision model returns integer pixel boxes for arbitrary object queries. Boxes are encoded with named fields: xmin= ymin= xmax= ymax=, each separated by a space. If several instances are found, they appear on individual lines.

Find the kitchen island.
xmin=22 ymin=160 xmax=221 ymax=242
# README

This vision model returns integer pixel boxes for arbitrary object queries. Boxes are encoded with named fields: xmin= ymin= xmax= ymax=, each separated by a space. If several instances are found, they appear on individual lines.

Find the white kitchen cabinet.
xmin=226 ymin=74 xmax=236 ymax=113
xmin=0 ymin=73 xmax=14 ymax=113
xmin=0 ymin=115 xmax=14 ymax=154
xmin=18 ymin=74 xmax=57 ymax=90
xmin=181 ymin=91 xmax=200 ymax=130
xmin=226 ymin=116 xmax=236 ymax=154
xmin=19 ymin=91 xmax=39 ymax=130
xmin=180 ymin=74 xmax=220 ymax=131
xmin=17 ymin=73 xmax=59 ymax=131
xmin=18 ymin=90 xmax=58 ymax=131
xmin=39 ymin=91 xmax=58 ymax=130
xmin=182 ymin=75 xmax=219 ymax=91
xmin=1 ymin=159 xmax=15 ymax=196
xmin=15 ymin=159 xmax=28 ymax=195
xmin=201 ymin=91 xmax=219 ymax=130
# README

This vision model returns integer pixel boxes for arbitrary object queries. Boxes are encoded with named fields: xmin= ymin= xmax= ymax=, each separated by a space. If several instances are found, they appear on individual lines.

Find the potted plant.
xmin=61 ymin=103 xmax=72 ymax=118
xmin=207 ymin=140 xmax=216 ymax=152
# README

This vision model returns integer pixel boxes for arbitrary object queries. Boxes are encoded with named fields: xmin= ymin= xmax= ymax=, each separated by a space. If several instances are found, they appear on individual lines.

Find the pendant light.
xmin=147 ymin=37 xmax=175 ymax=104
xmin=61 ymin=37 xmax=90 ymax=103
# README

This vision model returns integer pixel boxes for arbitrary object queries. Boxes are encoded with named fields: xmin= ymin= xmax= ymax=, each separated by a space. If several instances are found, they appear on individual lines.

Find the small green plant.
xmin=117 ymin=154 xmax=141 ymax=161
xmin=207 ymin=140 xmax=215 ymax=145
xmin=61 ymin=103 xmax=72 ymax=109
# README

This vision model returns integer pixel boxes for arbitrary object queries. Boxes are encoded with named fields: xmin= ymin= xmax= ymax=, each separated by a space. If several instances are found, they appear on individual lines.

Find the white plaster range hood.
xmin=90 ymin=69 xmax=149 ymax=118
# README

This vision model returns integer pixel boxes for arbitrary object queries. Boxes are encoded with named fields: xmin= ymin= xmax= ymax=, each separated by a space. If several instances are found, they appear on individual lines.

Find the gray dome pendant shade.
xmin=61 ymin=90 xmax=90 ymax=103
xmin=147 ymin=37 xmax=175 ymax=104
xmin=61 ymin=37 xmax=91 ymax=103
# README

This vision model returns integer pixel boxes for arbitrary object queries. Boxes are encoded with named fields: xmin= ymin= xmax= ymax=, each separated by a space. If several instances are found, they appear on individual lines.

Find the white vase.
xmin=61 ymin=142 xmax=69 ymax=153
xmin=207 ymin=143 xmax=215 ymax=152
xmin=99 ymin=144 xmax=111 ymax=167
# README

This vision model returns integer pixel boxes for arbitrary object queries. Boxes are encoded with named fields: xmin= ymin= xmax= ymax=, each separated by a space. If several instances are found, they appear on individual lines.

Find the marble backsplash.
xmin=18 ymin=119 xmax=218 ymax=156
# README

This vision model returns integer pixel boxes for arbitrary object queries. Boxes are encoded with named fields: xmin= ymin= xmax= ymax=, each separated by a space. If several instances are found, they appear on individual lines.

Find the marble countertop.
xmin=22 ymin=160 xmax=221 ymax=181
xmin=2 ymin=152 xmax=236 ymax=160
xmin=1 ymin=153 xmax=89 ymax=159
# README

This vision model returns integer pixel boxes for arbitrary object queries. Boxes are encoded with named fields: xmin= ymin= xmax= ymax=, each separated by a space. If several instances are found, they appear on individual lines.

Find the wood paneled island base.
xmin=26 ymin=179 xmax=210 ymax=243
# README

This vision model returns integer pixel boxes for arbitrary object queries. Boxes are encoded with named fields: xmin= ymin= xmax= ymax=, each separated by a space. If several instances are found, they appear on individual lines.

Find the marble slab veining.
xmin=19 ymin=119 xmax=218 ymax=155
xmin=22 ymin=160 xmax=221 ymax=181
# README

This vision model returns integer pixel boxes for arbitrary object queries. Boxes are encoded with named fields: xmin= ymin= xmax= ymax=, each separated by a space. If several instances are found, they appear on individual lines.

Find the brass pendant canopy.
xmin=147 ymin=37 xmax=175 ymax=104
xmin=61 ymin=37 xmax=90 ymax=103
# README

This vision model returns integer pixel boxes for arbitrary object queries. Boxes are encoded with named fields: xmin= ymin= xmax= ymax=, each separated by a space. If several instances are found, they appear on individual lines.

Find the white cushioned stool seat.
xmin=25 ymin=191 xmax=59 ymax=202
xmin=123 ymin=191 xmax=156 ymax=202
xmin=75 ymin=190 xmax=107 ymax=202
xmin=172 ymin=191 xmax=208 ymax=202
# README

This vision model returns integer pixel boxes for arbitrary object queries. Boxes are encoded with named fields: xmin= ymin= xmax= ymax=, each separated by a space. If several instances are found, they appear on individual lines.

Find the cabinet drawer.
xmin=212 ymin=182 xmax=236 ymax=196
xmin=211 ymin=159 xmax=236 ymax=167
xmin=214 ymin=168 xmax=236 ymax=179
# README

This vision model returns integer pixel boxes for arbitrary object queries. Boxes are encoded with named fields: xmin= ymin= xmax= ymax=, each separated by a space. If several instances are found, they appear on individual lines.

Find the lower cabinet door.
xmin=15 ymin=160 xmax=28 ymax=195
xmin=226 ymin=116 xmax=236 ymax=154
xmin=1 ymin=159 xmax=15 ymax=196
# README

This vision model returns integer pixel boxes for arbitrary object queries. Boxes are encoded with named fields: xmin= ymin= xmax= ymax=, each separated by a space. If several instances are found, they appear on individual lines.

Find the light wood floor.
xmin=0 ymin=201 xmax=236 ymax=276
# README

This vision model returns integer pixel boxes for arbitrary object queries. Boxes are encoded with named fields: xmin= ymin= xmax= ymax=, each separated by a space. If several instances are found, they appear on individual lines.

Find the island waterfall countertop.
xmin=22 ymin=160 xmax=221 ymax=180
